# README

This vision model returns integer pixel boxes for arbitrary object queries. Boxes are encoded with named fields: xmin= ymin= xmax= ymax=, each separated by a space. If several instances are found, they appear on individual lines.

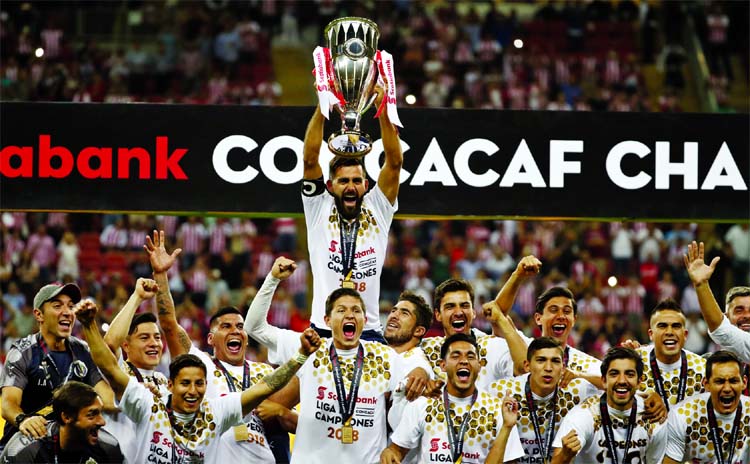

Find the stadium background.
xmin=1 ymin=0 xmax=749 ymax=437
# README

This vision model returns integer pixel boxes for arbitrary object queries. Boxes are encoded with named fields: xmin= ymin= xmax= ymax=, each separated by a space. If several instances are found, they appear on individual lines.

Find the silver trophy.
xmin=324 ymin=17 xmax=380 ymax=158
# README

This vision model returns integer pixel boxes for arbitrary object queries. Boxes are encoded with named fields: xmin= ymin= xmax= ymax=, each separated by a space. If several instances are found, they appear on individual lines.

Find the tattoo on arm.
xmin=178 ymin=330 xmax=192 ymax=352
xmin=156 ymin=288 xmax=175 ymax=316
xmin=261 ymin=358 xmax=302 ymax=392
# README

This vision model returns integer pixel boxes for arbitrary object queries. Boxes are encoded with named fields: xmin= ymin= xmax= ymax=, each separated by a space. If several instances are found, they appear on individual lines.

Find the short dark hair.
xmin=434 ymin=279 xmax=475 ymax=312
xmin=128 ymin=312 xmax=157 ymax=336
xmin=329 ymin=156 xmax=366 ymax=180
xmin=52 ymin=381 xmax=100 ymax=424
xmin=169 ymin=354 xmax=207 ymax=381
xmin=440 ymin=333 xmax=478 ymax=360
xmin=209 ymin=307 xmax=243 ymax=328
xmin=398 ymin=290 xmax=432 ymax=334
xmin=706 ymin=350 xmax=743 ymax=380
xmin=601 ymin=346 xmax=644 ymax=379
xmin=325 ymin=288 xmax=366 ymax=317
xmin=726 ymin=286 xmax=750 ymax=309
xmin=535 ymin=287 xmax=577 ymax=315
xmin=527 ymin=336 xmax=563 ymax=361
xmin=649 ymin=298 xmax=685 ymax=323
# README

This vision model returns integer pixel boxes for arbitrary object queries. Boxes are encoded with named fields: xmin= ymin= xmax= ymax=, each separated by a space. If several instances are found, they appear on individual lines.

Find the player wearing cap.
xmin=1 ymin=283 xmax=114 ymax=448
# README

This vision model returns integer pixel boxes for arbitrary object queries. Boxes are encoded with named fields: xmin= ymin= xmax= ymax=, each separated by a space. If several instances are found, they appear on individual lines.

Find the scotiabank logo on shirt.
xmin=313 ymin=386 xmax=376 ymax=428
xmin=149 ymin=432 xmax=203 ymax=464
xmin=326 ymin=240 xmax=378 ymax=291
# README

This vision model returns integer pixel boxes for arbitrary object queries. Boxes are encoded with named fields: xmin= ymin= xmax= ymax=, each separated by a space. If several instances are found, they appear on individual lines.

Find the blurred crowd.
xmin=2 ymin=212 xmax=748 ymax=365
xmin=0 ymin=0 xmax=746 ymax=111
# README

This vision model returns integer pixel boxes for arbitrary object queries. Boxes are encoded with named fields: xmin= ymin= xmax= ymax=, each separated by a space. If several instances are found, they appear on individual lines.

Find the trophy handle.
xmin=359 ymin=92 xmax=378 ymax=116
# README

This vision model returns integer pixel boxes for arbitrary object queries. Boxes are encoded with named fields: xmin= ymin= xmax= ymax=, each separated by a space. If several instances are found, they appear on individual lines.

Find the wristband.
xmin=293 ymin=352 xmax=309 ymax=365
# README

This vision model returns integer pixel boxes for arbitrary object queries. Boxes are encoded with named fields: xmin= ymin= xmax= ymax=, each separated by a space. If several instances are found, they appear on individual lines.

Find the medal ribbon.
xmin=329 ymin=343 xmax=365 ymax=426
xmin=599 ymin=393 xmax=637 ymax=464
xmin=339 ymin=219 xmax=360 ymax=283
xmin=212 ymin=358 xmax=250 ymax=392
xmin=649 ymin=349 xmax=688 ymax=411
xmin=443 ymin=389 xmax=478 ymax=464
xmin=525 ymin=379 xmax=557 ymax=464
xmin=707 ymin=398 xmax=742 ymax=464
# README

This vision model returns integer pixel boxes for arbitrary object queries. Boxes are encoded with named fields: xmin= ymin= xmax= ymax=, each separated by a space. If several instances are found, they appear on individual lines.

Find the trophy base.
xmin=328 ymin=131 xmax=373 ymax=158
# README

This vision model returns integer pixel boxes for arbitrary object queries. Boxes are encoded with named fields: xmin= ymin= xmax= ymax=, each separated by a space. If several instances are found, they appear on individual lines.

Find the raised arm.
xmin=485 ymin=391 xmax=520 ymax=464
xmin=245 ymin=256 xmax=296 ymax=350
xmin=484 ymin=301 xmax=529 ymax=376
xmin=240 ymin=328 xmax=321 ymax=417
xmin=75 ymin=300 xmax=131 ymax=399
xmin=302 ymin=106 xmax=325 ymax=180
xmin=144 ymin=229 xmax=191 ymax=356
xmin=375 ymin=86 xmax=403 ymax=205
xmin=493 ymin=256 xmax=542 ymax=317
xmin=103 ymin=278 xmax=159 ymax=356
xmin=684 ymin=241 xmax=723 ymax=331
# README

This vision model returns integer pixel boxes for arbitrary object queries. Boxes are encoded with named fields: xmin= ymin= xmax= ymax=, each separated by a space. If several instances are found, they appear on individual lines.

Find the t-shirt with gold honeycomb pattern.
xmin=188 ymin=346 xmax=277 ymax=463
xmin=420 ymin=331 xmax=513 ymax=391
xmin=664 ymin=392 xmax=750 ymax=463
xmin=119 ymin=376 xmax=242 ymax=463
xmin=390 ymin=391 xmax=526 ymax=464
xmin=552 ymin=394 xmax=668 ymax=464
xmin=486 ymin=373 xmax=600 ymax=462
xmin=636 ymin=345 xmax=705 ymax=408
xmin=271 ymin=333 xmax=416 ymax=464
xmin=518 ymin=332 xmax=602 ymax=378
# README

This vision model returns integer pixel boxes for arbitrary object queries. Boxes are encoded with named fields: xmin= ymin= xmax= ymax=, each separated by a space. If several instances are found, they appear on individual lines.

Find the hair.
xmin=434 ymin=279 xmax=475 ymax=312
xmin=325 ymin=287 xmax=366 ymax=317
xmin=649 ymin=298 xmax=685 ymax=323
xmin=527 ymin=336 xmax=564 ymax=361
xmin=329 ymin=156 xmax=366 ymax=180
xmin=398 ymin=290 xmax=433 ymax=334
xmin=209 ymin=306 xmax=243 ymax=329
xmin=440 ymin=333 xmax=478 ymax=360
xmin=601 ymin=346 xmax=644 ymax=379
xmin=169 ymin=354 xmax=207 ymax=381
xmin=128 ymin=312 xmax=157 ymax=336
xmin=705 ymin=350 xmax=743 ymax=380
xmin=52 ymin=381 xmax=100 ymax=424
xmin=535 ymin=287 xmax=577 ymax=315
xmin=726 ymin=286 xmax=750 ymax=309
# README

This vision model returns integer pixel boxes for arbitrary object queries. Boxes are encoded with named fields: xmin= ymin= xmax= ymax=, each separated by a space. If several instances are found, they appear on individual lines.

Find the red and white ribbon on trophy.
xmin=312 ymin=46 xmax=403 ymax=128
xmin=312 ymin=46 xmax=344 ymax=119
xmin=375 ymin=50 xmax=403 ymax=128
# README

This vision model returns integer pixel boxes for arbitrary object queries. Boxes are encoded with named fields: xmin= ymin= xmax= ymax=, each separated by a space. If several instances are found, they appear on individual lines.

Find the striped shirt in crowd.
xmin=178 ymin=222 xmax=207 ymax=254
xmin=209 ymin=221 xmax=232 ymax=255
xmin=100 ymin=224 xmax=128 ymax=249
xmin=27 ymin=233 xmax=56 ymax=267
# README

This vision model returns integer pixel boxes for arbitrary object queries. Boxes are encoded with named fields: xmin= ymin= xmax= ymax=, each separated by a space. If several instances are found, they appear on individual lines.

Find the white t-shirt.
xmin=552 ymin=394 xmax=667 ymax=464
xmin=709 ymin=316 xmax=750 ymax=363
xmin=188 ymin=346 xmax=276 ymax=463
xmin=271 ymin=330 xmax=412 ymax=464
xmin=119 ymin=377 xmax=242 ymax=464
xmin=302 ymin=184 xmax=396 ymax=332
xmin=390 ymin=391 xmax=526 ymax=464
xmin=635 ymin=345 xmax=705 ymax=408
xmin=664 ymin=392 xmax=750 ymax=463
xmin=486 ymin=374 xmax=600 ymax=463
xmin=105 ymin=360 xmax=171 ymax=464
xmin=420 ymin=332 xmax=514 ymax=390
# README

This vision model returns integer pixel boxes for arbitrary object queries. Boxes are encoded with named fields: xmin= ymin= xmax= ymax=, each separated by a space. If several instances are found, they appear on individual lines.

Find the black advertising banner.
xmin=1 ymin=102 xmax=748 ymax=221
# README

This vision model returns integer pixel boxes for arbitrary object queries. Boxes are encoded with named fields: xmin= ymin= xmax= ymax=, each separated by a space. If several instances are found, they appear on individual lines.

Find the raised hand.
xmin=501 ymin=390 xmax=519 ymax=427
xmin=144 ymin=229 xmax=182 ymax=274
xmin=134 ymin=277 xmax=159 ymax=300
xmin=683 ymin=241 xmax=720 ymax=286
xmin=640 ymin=391 xmax=667 ymax=424
xmin=271 ymin=256 xmax=298 ymax=280
xmin=74 ymin=299 xmax=99 ymax=326
xmin=516 ymin=255 xmax=542 ymax=278
xmin=299 ymin=328 xmax=322 ymax=356
xmin=560 ymin=430 xmax=581 ymax=460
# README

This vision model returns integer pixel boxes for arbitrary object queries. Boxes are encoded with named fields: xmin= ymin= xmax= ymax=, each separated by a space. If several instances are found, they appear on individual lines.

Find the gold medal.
xmin=341 ymin=280 xmax=356 ymax=289
xmin=232 ymin=424 xmax=249 ymax=442
xmin=341 ymin=424 xmax=354 ymax=444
